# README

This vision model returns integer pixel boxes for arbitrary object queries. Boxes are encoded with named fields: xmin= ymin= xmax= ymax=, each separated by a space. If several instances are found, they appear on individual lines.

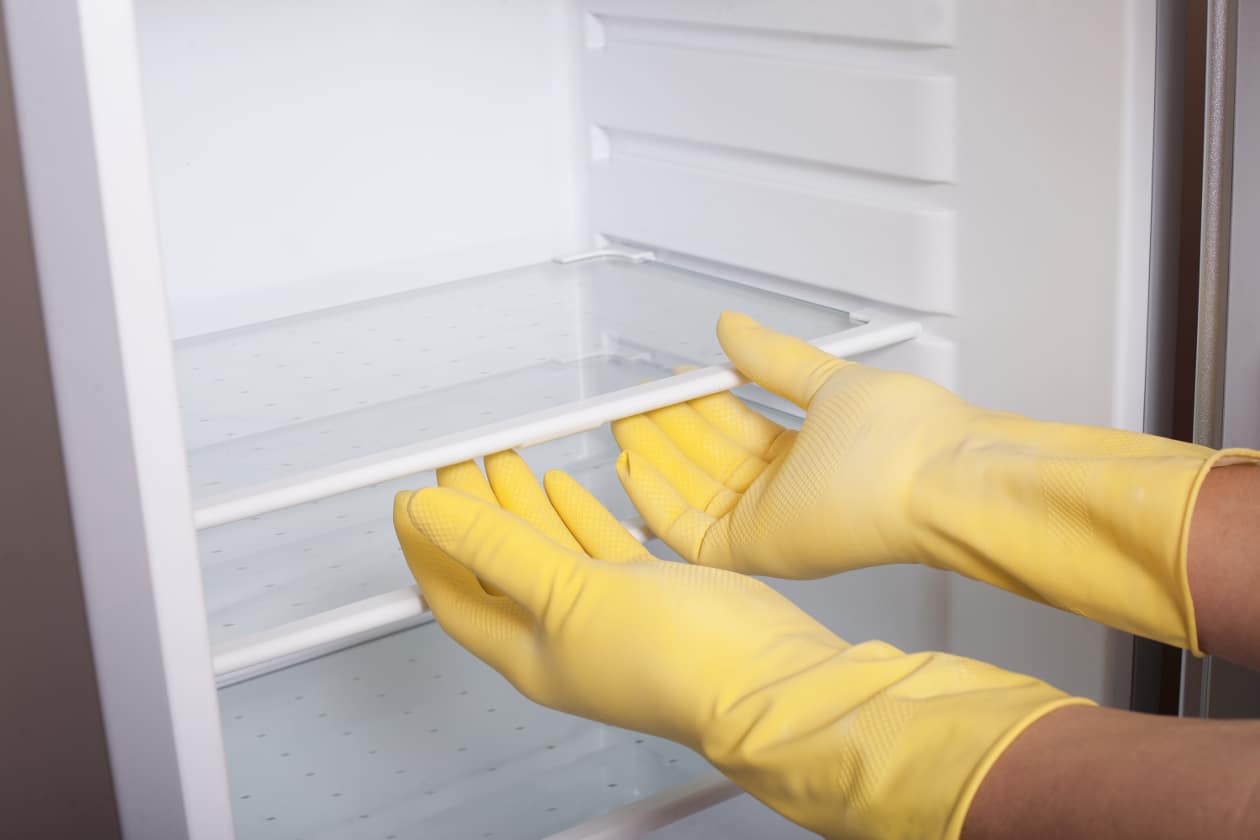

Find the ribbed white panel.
xmin=585 ymin=40 xmax=955 ymax=181
xmin=581 ymin=2 xmax=958 ymax=312
xmin=584 ymin=0 xmax=956 ymax=46
xmin=590 ymin=156 xmax=956 ymax=312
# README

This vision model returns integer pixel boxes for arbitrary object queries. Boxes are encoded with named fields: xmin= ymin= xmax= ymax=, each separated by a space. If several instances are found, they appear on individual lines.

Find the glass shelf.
xmin=182 ymin=256 xmax=910 ymax=835
xmin=201 ymin=401 xmax=803 ymax=685
xmin=219 ymin=622 xmax=710 ymax=840
xmin=200 ymin=428 xmax=628 ymax=648
xmin=175 ymin=256 xmax=856 ymax=513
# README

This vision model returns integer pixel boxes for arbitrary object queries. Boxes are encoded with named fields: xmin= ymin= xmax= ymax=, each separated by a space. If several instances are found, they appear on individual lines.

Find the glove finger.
xmin=688 ymin=390 xmax=788 ymax=459
xmin=674 ymin=362 xmax=788 ymax=463
xmin=437 ymin=460 xmax=496 ymax=503
xmin=611 ymin=415 xmax=740 ymax=517
xmin=765 ymin=428 xmax=798 ymax=462
xmin=717 ymin=311 xmax=849 ymax=409
xmin=393 ymin=491 xmax=532 ymax=678
xmin=484 ymin=450 xmax=583 ymax=552
xmin=407 ymin=486 xmax=586 ymax=619
xmin=646 ymin=402 xmax=769 ymax=492
xmin=435 ymin=460 xmax=503 ymax=595
xmin=544 ymin=470 xmax=650 ymax=563
xmin=616 ymin=451 xmax=726 ymax=567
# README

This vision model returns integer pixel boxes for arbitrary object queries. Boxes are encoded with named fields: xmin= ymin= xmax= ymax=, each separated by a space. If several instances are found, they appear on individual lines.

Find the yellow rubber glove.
xmin=613 ymin=312 xmax=1260 ymax=655
xmin=394 ymin=451 xmax=1089 ymax=840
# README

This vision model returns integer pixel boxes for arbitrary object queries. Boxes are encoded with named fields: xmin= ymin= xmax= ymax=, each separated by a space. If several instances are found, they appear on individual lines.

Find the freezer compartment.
xmin=176 ymin=254 xmax=918 ymax=529
xmin=220 ymin=621 xmax=712 ymax=840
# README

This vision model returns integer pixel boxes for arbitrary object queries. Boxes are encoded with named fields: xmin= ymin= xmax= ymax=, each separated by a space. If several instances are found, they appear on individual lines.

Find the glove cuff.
xmin=703 ymin=642 xmax=1091 ymax=839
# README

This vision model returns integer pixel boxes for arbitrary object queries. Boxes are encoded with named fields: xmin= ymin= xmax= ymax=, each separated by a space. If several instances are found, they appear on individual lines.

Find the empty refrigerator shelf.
xmin=177 ymin=255 xmax=919 ymax=528
xmin=219 ymin=620 xmax=716 ymax=840
xmin=204 ymin=404 xmax=799 ymax=687
xmin=187 ymin=262 xmax=840 ymax=834
xmin=202 ymin=431 xmax=626 ymax=647
xmin=205 ymin=428 xmax=649 ymax=685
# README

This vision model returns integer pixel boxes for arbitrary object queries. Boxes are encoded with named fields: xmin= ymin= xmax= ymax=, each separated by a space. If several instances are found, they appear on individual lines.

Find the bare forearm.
xmin=1189 ymin=462 xmax=1260 ymax=668
xmin=964 ymin=705 xmax=1260 ymax=839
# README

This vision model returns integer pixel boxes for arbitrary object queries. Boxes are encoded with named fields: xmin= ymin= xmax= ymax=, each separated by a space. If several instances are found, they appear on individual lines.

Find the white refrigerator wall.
xmin=136 ymin=0 xmax=592 ymax=339
xmin=129 ymin=0 xmax=1161 ymax=704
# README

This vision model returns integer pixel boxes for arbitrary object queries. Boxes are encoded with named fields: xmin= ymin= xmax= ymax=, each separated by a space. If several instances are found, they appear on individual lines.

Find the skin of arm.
xmin=1185 ymin=463 xmax=1260 ymax=667
xmin=964 ymin=463 xmax=1260 ymax=838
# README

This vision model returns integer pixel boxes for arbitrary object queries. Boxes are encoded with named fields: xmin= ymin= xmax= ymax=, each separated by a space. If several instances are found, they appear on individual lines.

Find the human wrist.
xmin=1187 ymin=453 xmax=1260 ymax=665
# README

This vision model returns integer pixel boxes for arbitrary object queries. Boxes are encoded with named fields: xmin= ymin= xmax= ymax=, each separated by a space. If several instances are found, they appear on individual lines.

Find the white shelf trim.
xmin=554 ymin=247 xmax=656 ymax=263
xmin=545 ymin=774 xmax=743 ymax=840
xmin=212 ymin=586 xmax=430 ymax=687
xmin=193 ymin=317 xmax=921 ymax=530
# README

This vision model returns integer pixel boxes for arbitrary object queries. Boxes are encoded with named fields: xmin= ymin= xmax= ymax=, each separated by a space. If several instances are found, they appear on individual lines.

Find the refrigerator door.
xmin=1192 ymin=0 xmax=1260 ymax=720
xmin=1222 ymin=0 xmax=1260 ymax=455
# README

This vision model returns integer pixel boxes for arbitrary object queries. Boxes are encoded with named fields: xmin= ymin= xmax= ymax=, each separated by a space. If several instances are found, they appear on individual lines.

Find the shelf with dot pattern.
xmin=200 ymin=430 xmax=629 ymax=649
xmin=176 ymin=254 xmax=918 ymax=529
xmin=204 ymin=427 xmax=640 ymax=685
xmin=182 ymin=254 xmax=855 ymax=837
xmin=219 ymin=619 xmax=717 ymax=840
xmin=183 ymin=254 xmax=915 ymax=684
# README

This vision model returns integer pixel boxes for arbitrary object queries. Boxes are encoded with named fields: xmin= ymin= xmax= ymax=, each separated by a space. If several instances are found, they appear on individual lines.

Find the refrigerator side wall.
xmin=3 ymin=1 xmax=232 ymax=836
xmin=0 ymin=9 xmax=121 ymax=836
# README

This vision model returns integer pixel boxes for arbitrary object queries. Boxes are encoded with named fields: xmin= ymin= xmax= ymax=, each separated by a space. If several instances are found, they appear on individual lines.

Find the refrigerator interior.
xmin=114 ymin=0 xmax=1166 ymax=835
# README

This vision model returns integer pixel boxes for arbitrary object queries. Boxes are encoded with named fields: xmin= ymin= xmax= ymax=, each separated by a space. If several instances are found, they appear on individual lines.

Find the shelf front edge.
xmin=544 ymin=773 xmax=742 ymax=840
xmin=210 ymin=519 xmax=652 ymax=685
xmin=212 ymin=586 xmax=430 ymax=687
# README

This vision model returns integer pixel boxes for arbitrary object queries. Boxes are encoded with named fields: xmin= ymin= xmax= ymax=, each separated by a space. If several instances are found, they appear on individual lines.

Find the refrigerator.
xmin=1 ymin=1 xmax=1255 ymax=837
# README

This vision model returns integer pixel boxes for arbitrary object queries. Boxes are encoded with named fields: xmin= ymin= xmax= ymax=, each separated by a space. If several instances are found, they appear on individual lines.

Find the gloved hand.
xmin=613 ymin=311 xmax=1260 ymax=654
xmin=394 ymin=450 xmax=1089 ymax=840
